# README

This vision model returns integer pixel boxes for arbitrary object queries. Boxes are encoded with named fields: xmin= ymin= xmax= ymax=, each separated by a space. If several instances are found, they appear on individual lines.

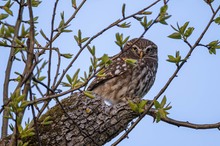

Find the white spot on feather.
xmin=114 ymin=69 xmax=120 ymax=75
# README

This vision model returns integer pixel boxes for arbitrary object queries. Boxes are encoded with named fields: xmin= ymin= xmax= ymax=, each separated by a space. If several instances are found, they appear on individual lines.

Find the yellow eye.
xmin=132 ymin=46 xmax=138 ymax=51
xmin=132 ymin=45 xmax=139 ymax=52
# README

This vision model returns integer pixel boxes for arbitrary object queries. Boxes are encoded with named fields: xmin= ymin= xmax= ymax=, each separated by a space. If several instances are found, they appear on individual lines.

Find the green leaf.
xmin=83 ymin=91 xmax=95 ymax=99
xmin=138 ymin=100 xmax=147 ymax=109
xmin=158 ymin=5 xmax=171 ymax=25
xmin=179 ymin=21 xmax=189 ymax=34
xmin=184 ymin=27 xmax=194 ymax=37
xmin=140 ymin=11 xmax=152 ymax=15
xmin=167 ymin=55 xmax=181 ymax=63
xmin=122 ymin=36 xmax=130 ymax=44
xmin=62 ymin=29 xmax=72 ymax=33
xmin=159 ymin=15 xmax=171 ymax=25
xmin=207 ymin=40 xmax=220 ymax=54
xmin=72 ymin=0 xmax=77 ymax=9
xmin=20 ymin=101 xmax=29 ymax=108
xmin=170 ymin=25 xmax=179 ymax=32
xmin=154 ymin=100 xmax=160 ymax=109
xmin=21 ymin=24 xmax=28 ymax=37
xmin=78 ymin=29 xmax=82 ymax=42
xmin=16 ymin=94 xmax=25 ymax=103
xmin=168 ymin=32 xmax=181 ymax=39
xmin=31 ymin=0 xmax=42 ymax=7
xmin=8 ymin=26 xmax=14 ymax=34
xmin=90 ymin=57 xmax=98 ymax=69
xmin=160 ymin=96 xmax=167 ymax=108
xmin=100 ymin=54 xmax=111 ymax=66
xmin=74 ymin=30 xmax=88 ymax=46
xmin=81 ymin=37 xmax=89 ymax=43
xmin=15 ymin=38 xmax=24 ymax=46
xmin=0 ymin=41 xmax=7 ymax=46
xmin=124 ymin=58 xmax=137 ymax=65
xmin=115 ymin=33 xmax=130 ymax=48
xmin=137 ymin=100 xmax=147 ymax=113
xmin=61 ymin=53 xmax=73 ymax=59
xmin=41 ymin=116 xmax=53 ymax=125
xmin=147 ymin=20 xmax=153 ymax=27
xmin=40 ymin=29 xmax=48 ymax=40
xmin=133 ymin=16 xmax=144 ymax=21
xmin=140 ymin=16 xmax=148 ymax=29
xmin=72 ymin=69 xmax=80 ymax=87
xmin=164 ymin=103 xmax=172 ymax=110
xmin=118 ymin=22 xmax=131 ymax=28
xmin=96 ymin=71 xmax=106 ymax=77
xmin=155 ymin=112 xmax=161 ymax=123
xmin=87 ymin=45 xmax=96 ymax=56
xmin=128 ymin=100 xmax=138 ymax=112
xmin=160 ymin=5 xmax=168 ymax=14
xmin=214 ymin=16 xmax=220 ymax=25
xmin=38 ymin=76 xmax=46 ymax=81
xmin=5 ymin=0 xmax=13 ymax=8
xmin=66 ymin=74 xmax=72 ymax=84
xmin=60 ymin=82 xmax=71 ymax=87
xmin=0 ymin=13 xmax=9 ymax=20
xmin=3 ymin=6 xmax=13 ymax=16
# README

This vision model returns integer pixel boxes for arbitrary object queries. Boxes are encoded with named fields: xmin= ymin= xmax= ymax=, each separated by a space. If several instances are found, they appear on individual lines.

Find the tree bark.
xmin=1 ymin=92 xmax=140 ymax=146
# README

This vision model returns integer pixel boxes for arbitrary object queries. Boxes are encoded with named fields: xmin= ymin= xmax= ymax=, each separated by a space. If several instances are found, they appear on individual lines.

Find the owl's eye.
xmin=131 ymin=45 xmax=139 ymax=52
xmin=146 ymin=47 xmax=152 ymax=52
xmin=132 ymin=46 xmax=138 ymax=51
xmin=145 ymin=45 xmax=155 ymax=54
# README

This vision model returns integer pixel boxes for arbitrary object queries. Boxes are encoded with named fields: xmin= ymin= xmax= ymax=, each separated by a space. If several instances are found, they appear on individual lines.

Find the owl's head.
xmin=123 ymin=38 xmax=158 ymax=60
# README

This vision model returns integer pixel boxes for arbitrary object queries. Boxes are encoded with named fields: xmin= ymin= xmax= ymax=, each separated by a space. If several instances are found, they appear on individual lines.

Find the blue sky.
xmin=1 ymin=0 xmax=220 ymax=145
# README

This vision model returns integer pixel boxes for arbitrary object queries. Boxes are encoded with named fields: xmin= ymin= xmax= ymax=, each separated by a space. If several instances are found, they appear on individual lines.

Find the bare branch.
xmin=148 ymin=109 xmax=220 ymax=129
xmin=48 ymin=0 xmax=60 ymax=95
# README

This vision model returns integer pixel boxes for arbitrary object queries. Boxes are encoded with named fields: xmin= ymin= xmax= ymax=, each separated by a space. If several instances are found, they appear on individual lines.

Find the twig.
xmin=209 ymin=3 xmax=215 ymax=14
xmin=48 ymin=0 xmax=60 ymax=95
xmin=52 ymin=48 xmax=61 ymax=88
xmin=148 ymin=109 xmax=220 ymax=129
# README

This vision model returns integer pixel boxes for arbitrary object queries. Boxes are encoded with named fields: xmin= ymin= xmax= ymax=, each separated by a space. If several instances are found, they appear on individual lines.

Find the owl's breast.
xmin=91 ymin=57 xmax=158 ymax=104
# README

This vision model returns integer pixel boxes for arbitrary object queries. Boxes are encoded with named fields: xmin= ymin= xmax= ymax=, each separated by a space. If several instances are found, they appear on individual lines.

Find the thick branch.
xmin=1 ymin=93 xmax=140 ymax=146
xmin=1 ymin=96 xmax=220 ymax=146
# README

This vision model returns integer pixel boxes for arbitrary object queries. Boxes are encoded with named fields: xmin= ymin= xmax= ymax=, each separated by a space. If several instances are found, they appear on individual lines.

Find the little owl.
xmin=87 ymin=38 xmax=158 ymax=104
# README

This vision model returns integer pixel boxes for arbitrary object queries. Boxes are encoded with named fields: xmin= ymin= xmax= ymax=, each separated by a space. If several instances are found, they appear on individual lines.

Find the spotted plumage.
xmin=87 ymin=38 xmax=158 ymax=104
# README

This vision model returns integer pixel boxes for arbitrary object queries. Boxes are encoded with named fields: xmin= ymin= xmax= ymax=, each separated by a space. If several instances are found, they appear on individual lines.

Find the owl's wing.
xmin=87 ymin=56 xmax=132 ymax=91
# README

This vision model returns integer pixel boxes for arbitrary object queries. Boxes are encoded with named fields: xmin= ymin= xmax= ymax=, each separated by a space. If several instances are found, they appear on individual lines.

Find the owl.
xmin=87 ymin=38 xmax=158 ymax=104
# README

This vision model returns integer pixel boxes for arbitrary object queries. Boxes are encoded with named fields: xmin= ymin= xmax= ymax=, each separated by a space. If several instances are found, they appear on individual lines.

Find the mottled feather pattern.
xmin=88 ymin=38 xmax=158 ymax=104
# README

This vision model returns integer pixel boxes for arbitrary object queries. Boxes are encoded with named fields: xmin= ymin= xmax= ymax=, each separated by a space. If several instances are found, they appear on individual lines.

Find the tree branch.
xmin=148 ymin=109 xmax=220 ymax=130
xmin=48 ymin=0 xmax=60 ymax=95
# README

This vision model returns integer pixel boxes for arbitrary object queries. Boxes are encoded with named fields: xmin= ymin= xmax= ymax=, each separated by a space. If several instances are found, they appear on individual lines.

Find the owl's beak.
xmin=139 ymin=50 xmax=143 ymax=59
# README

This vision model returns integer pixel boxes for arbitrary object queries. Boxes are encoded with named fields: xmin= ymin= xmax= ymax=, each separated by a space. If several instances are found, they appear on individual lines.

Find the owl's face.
xmin=123 ymin=38 xmax=158 ymax=60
